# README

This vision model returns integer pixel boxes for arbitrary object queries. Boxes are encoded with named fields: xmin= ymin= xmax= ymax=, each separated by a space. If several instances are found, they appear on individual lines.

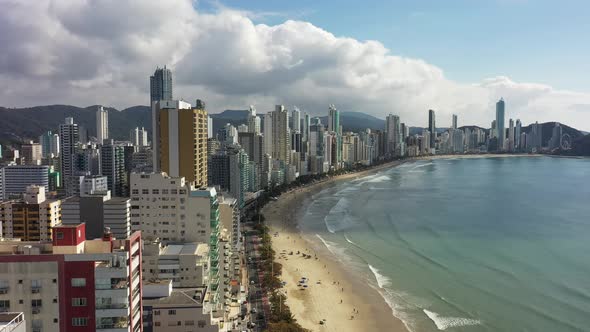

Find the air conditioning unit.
xmin=32 ymin=288 xmax=41 ymax=293
xmin=0 ymin=288 xmax=8 ymax=294
xmin=32 ymin=308 xmax=41 ymax=314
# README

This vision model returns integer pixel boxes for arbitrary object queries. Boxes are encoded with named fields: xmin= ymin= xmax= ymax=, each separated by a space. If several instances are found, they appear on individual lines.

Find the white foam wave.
xmin=412 ymin=162 xmax=433 ymax=169
xmin=314 ymin=234 xmax=349 ymax=262
xmin=423 ymin=309 xmax=481 ymax=330
xmin=323 ymin=197 xmax=358 ymax=233
xmin=365 ymin=175 xmax=391 ymax=183
xmin=369 ymin=264 xmax=392 ymax=288
xmin=344 ymin=234 xmax=358 ymax=246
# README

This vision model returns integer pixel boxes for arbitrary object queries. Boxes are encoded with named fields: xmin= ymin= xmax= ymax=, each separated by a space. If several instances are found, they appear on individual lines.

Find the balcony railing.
xmin=96 ymin=303 xmax=129 ymax=309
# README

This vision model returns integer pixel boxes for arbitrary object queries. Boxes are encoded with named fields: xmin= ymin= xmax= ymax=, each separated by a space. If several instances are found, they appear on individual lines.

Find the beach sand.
xmin=262 ymin=160 xmax=410 ymax=332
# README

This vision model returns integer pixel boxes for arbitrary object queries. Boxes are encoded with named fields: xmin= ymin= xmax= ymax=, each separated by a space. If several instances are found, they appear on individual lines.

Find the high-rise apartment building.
xmin=152 ymin=100 xmax=208 ymax=187
xmin=21 ymin=142 xmax=42 ymax=165
xmin=271 ymin=105 xmax=290 ymax=165
xmin=302 ymin=112 xmax=310 ymax=142
xmin=263 ymin=112 xmax=273 ymax=157
xmin=150 ymin=66 xmax=173 ymax=104
xmin=0 ymin=224 xmax=142 ymax=332
xmin=452 ymin=114 xmax=458 ymax=130
xmin=508 ymin=118 xmax=515 ymax=151
xmin=496 ymin=98 xmax=505 ymax=150
xmin=39 ymin=131 xmax=55 ymax=158
xmin=96 ymin=106 xmax=109 ymax=143
xmin=59 ymin=117 xmax=80 ymax=196
xmin=247 ymin=106 xmax=261 ymax=134
xmin=0 ymin=185 xmax=60 ymax=242
xmin=130 ymin=127 xmax=149 ymax=147
xmin=515 ymin=119 xmax=522 ymax=150
xmin=292 ymin=107 xmax=301 ymax=133
xmin=101 ymin=140 xmax=127 ymax=197
xmin=428 ymin=109 xmax=436 ymax=148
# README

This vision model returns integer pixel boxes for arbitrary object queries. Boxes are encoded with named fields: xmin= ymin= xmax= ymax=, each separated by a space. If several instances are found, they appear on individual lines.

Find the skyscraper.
xmin=130 ymin=127 xmax=149 ymax=147
xmin=515 ymin=119 xmax=522 ymax=150
xmin=386 ymin=114 xmax=402 ymax=156
xmin=59 ymin=117 xmax=79 ymax=196
xmin=152 ymin=99 xmax=208 ymax=187
xmin=101 ymin=140 xmax=127 ymax=196
xmin=96 ymin=105 xmax=109 ymax=143
xmin=302 ymin=112 xmax=311 ymax=142
xmin=272 ymin=105 xmax=291 ymax=164
xmin=508 ymin=118 xmax=515 ymax=151
xmin=264 ymin=112 xmax=274 ymax=156
xmin=496 ymin=98 xmax=505 ymax=150
xmin=452 ymin=114 xmax=458 ymax=130
xmin=150 ymin=65 xmax=173 ymax=104
xmin=428 ymin=109 xmax=436 ymax=148
xmin=328 ymin=105 xmax=340 ymax=134
xmin=247 ymin=105 xmax=261 ymax=134
xmin=292 ymin=107 xmax=301 ymax=133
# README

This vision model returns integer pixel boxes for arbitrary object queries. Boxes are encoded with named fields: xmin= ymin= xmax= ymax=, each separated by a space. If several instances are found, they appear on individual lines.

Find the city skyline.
xmin=1 ymin=1 xmax=590 ymax=131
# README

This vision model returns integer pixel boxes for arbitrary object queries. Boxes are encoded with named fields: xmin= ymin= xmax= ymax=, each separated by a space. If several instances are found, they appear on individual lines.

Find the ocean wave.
xmin=369 ymin=264 xmax=392 ymax=288
xmin=315 ymin=234 xmax=347 ymax=258
xmin=323 ymin=197 xmax=359 ymax=233
xmin=423 ymin=309 xmax=481 ymax=330
xmin=344 ymin=234 xmax=358 ymax=246
xmin=364 ymin=175 xmax=391 ymax=183
xmin=412 ymin=162 xmax=434 ymax=169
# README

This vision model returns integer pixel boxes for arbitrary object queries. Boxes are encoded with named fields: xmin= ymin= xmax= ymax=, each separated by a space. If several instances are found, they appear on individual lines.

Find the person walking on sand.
xmin=340 ymin=299 xmax=342 ymax=304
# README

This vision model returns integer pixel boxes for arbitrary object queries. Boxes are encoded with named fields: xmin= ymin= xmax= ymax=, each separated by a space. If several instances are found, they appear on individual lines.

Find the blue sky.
xmin=200 ymin=0 xmax=590 ymax=91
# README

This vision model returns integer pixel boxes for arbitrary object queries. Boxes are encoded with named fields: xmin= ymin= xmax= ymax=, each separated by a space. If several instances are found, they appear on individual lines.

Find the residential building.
xmin=61 ymin=191 xmax=131 ymax=240
xmin=142 ymin=282 xmax=216 ymax=332
xmin=0 ymin=312 xmax=25 ymax=332
xmin=291 ymin=107 xmax=301 ymax=133
xmin=0 ymin=185 xmax=61 ymax=242
xmin=152 ymin=100 xmax=208 ymax=187
xmin=150 ymin=66 xmax=173 ymax=104
xmin=271 ymin=105 xmax=290 ymax=165
xmin=452 ymin=114 xmax=458 ymax=130
xmin=20 ymin=142 xmax=42 ymax=165
xmin=515 ymin=119 xmax=522 ymax=151
xmin=0 ymin=224 xmax=142 ymax=332
xmin=0 ymin=165 xmax=49 ymax=201
xmin=142 ymin=240 xmax=208 ymax=288
xmin=428 ymin=109 xmax=436 ymax=149
xmin=496 ymin=98 xmax=505 ymax=150
xmin=263 ymin=112 xmax=273 ymax=157
xmin=59 ymin=117 xmax=80 ymax=196
xmin=101 ymin=141 xmax=128 ymax=197
xmin=96 ymin=106 xmax=109 ymax=143
xmin=130 ymin=127 xmax=149 ymax=148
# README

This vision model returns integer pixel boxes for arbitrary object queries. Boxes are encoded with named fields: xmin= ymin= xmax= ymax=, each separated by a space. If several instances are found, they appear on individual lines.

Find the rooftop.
xmin=143 ymin=288 xmax=207 ymax=306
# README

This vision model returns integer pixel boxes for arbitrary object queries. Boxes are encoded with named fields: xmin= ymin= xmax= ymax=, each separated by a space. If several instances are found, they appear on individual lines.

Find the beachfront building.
xmin=0 ymin=224 xmax=142 ymax=332
xmin=142 ymin=281 xmax=217 ymax=332
xmin=142 ymin=239 xmax=208 ymax=288
xmin=0 ymin=185 xmax=61 ymax=242
xmin=129 ymin=172 xmax=224 ymax=313
xmin=151 ymin=100 xmax=208 ymax=187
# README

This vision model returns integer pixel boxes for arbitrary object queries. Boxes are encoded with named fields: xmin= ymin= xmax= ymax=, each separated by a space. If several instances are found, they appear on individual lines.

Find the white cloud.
xmin=0 ymin=0 xmax=589 ymax=130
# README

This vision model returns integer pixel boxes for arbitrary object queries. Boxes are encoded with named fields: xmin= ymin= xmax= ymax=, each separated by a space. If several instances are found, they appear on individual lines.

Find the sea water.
xmin=298 ymin=157 xmax=590 ymax=332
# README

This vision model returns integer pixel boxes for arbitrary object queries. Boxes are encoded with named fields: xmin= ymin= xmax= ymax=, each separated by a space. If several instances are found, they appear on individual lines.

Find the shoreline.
xmin=260 ymin=153 xmax=544 ymax=332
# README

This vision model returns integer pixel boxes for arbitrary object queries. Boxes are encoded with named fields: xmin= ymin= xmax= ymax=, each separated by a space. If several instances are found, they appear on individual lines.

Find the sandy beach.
xmin=262 ymin=160 xmax=410 ymax=332
xmin=261 ymin=154 xmax=543 ymax=332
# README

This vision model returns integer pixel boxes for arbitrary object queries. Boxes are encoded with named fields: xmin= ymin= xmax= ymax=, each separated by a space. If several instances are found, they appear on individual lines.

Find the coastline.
xmin=260 ymin=153 xmax=544 ymax=332
xmin=262 ymin=159 xmax=410 ymax=332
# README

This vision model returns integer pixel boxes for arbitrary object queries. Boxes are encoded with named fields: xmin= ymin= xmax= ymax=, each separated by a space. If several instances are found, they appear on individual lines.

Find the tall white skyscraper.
xmin=96 ymin=106 xmax=109 ymax=143
xmin=264 ymin=112 xmax=273 ymax=156
xmin=496 ymin=98 xmax=505 ymax=150
xmin=130 ymin=127 xmax=149 ymax=147
xmin=247 ymin=106 xmax=261 ymax=134
xmin=302 ymin=112 xmax=311 ymax=142
xmin=208 ymin=115 xmax=213 ymax=138
xmin=292 ymin=107 xmax=301 ymax=133
xmin=385 ymin=114 xmax=401 ymax=155
xmin=452 ymin=114 xmax=458 ymax=130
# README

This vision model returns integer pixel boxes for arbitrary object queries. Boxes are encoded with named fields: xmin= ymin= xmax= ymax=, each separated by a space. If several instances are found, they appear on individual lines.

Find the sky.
xmin=1 ymin=0 xmax=589 ymax=130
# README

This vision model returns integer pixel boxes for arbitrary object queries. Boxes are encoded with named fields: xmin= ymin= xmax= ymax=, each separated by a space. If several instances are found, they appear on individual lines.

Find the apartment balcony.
xmin=0 ymin=312 xmax=24 ymax=332
xmin=95 ymin=307 xmax=130 ymax=318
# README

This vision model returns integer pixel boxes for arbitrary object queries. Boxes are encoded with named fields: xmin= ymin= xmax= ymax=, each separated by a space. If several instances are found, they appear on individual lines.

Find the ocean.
xmin=297 ymin=156 xmax=590 ymax=332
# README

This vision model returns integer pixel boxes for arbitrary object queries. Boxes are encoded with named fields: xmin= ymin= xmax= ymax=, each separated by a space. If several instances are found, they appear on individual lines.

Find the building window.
xmin=152 ymin=189 xmax=159 ymax=194
xmin=154 ymin=322 xmax=161 ymax=327
xmin=56 ymin=232 xmax=64 ymax=239
xmin=154 ymin=310 xmax=160 ymax=316
xmin=142 ymin=189 xmax=149 ymax=195
xmin=168 ymin=309 xmax=176 ymax=315
xmin=72 ymin=317 xmax=88 ymax=326
xmin=71 ymin=278 xmax=86 ymax=287
xmin=132 ymin=189 xmax=139 ymax=195
xmin=198 ymin=320 xmax=207 ymax=328
xmin=185 ymin=320 xmax=195 ymax=326
xmin=72 ymin=298 xmax=87 ymax=306
xmin=0 ymin=300 xmax=8 ymax=310
xmin=32 ymin=299 xmax=42 ymax=308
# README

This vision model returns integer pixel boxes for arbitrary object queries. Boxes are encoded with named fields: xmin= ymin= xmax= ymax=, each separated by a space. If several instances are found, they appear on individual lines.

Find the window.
xmin=154 ymin=310 xmax=160 ymax=316
xmin=171 ymin=189 xmax=177 ymax=194
xmin=162 ymin=189 xmax=169 ymax=195
xmin=19 ymin=300 xmax=23 ymax=304
xmin=132 ymin=189 xmax=139 ymax=195
xmin=72 ymin=317 xmax=88 ymax=327
xmin=31 ymin=279 xmax=41 ymax=290
xmin=32 ymin=299 xmax=42 ymax=308
xmin=142 ymin=189 xmax=149 ymax=195
xmin=154 ymin=322 xmax=161 ymax=327
xmin=152 ymin=189 xmax=159 ymax=194
xmin=56 ymin=232 xmax=64 ymax=239
xmin=198 ymin=320 xmax=207 ymax=328
xmin=185 ymin=320 xmax=195 ymax=326
xmin=0 ymin=300 xmax=8 ymax=310
xmin=72 ymin=298 xmax=87 ymax=306
xmin=168 ymin=309 xmax=176 ymax=315
xmin=71 ymin=278 xmax=86 ymax=287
